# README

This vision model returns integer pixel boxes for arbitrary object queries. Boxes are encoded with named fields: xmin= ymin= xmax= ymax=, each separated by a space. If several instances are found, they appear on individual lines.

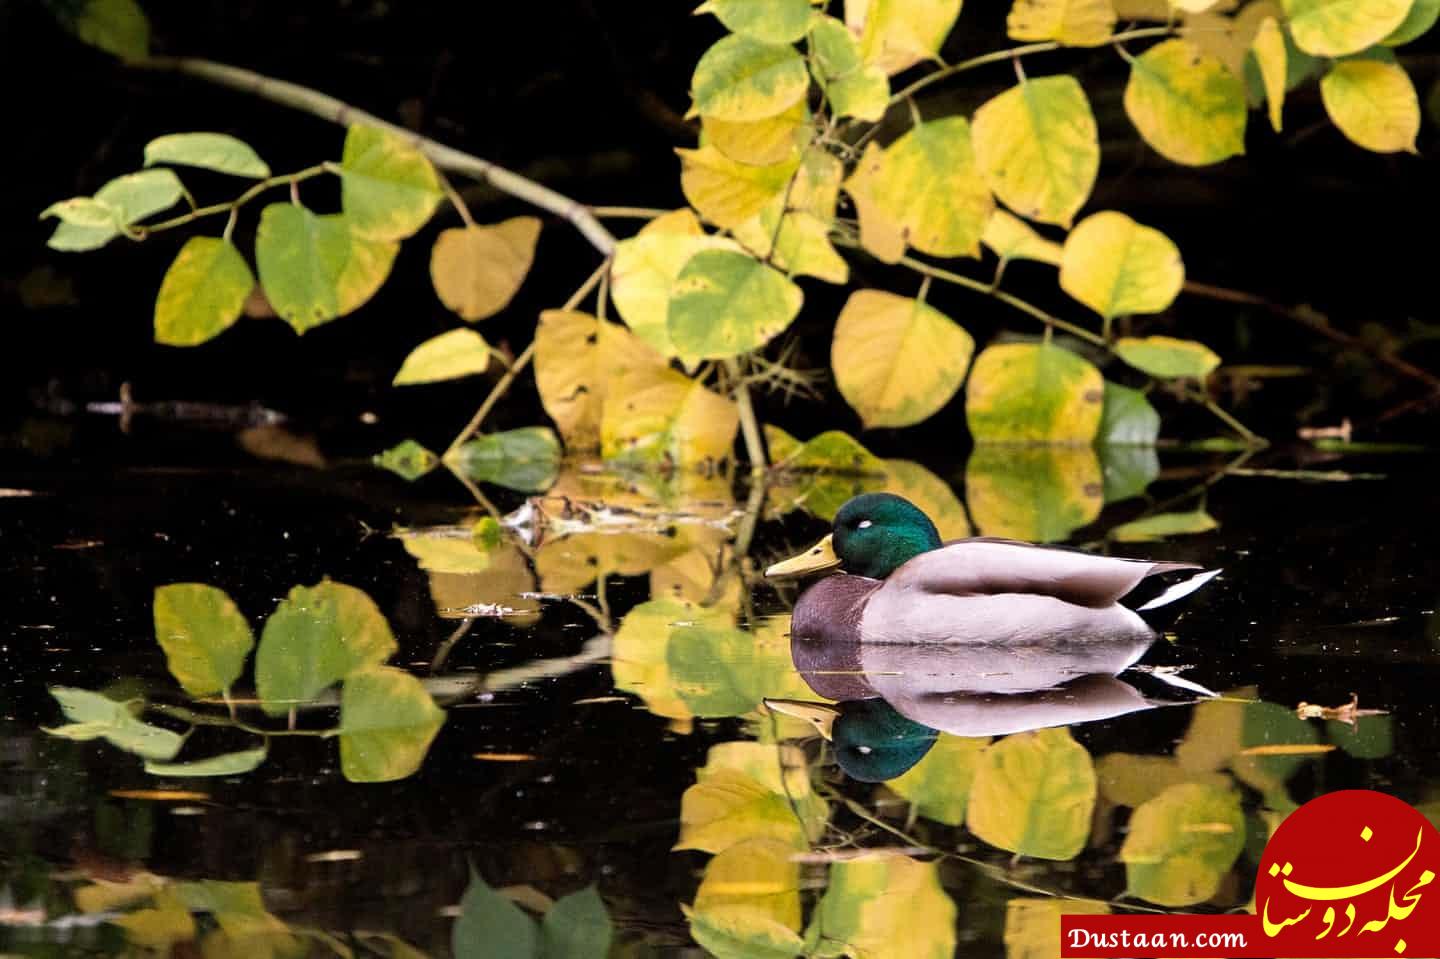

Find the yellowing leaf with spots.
xmin=668 ymin=249 xmax=803 ymax=361
xmin=967 ymin=727 xmax=1096 ymax=860
xmin=848 ymin=0 xmax=963 ymax=74
xmin=429 ymin=217 xmax=542 ymax=321
xmin=533 ymin=309 xmax=668 ymax=449
xmin=392 ymin=328 xmax=491 ymax=386
xmin=1282 ymin=0 xmax=1411 ymax=56
xmin=696 ymin=0 xmax=811 ymax=44
xmin=972 ymin=75 xmax=1099 ymax=227
xmin=806 ymin=854 xmax=957 ymax=959
xmin=733 ymin=149 xmax=848 ymax=283
xmin=1006 ymin=0 xmax=1116 ymax=46
xmin=831 ymin=289 xmax=974 ymax=428
xmin=1114 ymin=335 xmax=1221 ymax=379
xmin=966 ymin=342 xmax=1104 ymax=443
xmin=690 ymin=34 xmax=810 ymax=122
xmin=982 ymin=210 xmax=1063 ymax=265
xmin=154 ymin=237 xmax=254 ymax=347
xmin=602 ymin=365 xmax=739 ymax=468
xmin=339 ymin=125 xmax=442 ymax=241
xmin=1060 ymin=211 xmax=1183 ymax=320
xmin=610 ymin=209 xmax=738 ymax=356
xmin=889 ymin=734 xmax=989 ymax=825
xmin=872 ymin=117 xmax=994 ymax=258
xmin=1252 ymin=17 xmax=1287 ymax=132
xmin=703 ymin=101 xmax=808 ymax=165
xmin=843 ymin=143 xmax=907 ymax=264
xmin=1321 ymin=59 xmax=1420 ymax=154
xmin=966 ymin=446 xmax=1102 ymax=542
xmin=1124 ymin=39 xmax=1246 ymax=166
xmin=677 ymin=144 xmax=800 ymax=229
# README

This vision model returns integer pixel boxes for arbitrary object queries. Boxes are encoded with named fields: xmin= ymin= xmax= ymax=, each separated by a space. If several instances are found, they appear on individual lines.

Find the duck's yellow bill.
xmin=763 ymin=699 xmax=840 ymax=740
xmin=764 ymin=534 xmax=840 ymax=579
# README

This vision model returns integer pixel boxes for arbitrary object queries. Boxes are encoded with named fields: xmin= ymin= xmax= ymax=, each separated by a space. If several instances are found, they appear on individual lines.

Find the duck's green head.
xmin=765 ymin=493 xmax=942 ymax=580
xmin=765 ymin=697 xmax=939 ymax=782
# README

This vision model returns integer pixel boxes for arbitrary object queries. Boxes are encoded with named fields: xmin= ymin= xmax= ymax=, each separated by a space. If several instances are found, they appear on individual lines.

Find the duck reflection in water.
xmin=763 ymin=493 xmax=1223 ymax=782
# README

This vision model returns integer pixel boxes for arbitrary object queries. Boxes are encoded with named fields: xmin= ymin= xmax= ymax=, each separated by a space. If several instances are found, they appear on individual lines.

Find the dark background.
xmin=4 ymin=0 xmax=1440 ymax=462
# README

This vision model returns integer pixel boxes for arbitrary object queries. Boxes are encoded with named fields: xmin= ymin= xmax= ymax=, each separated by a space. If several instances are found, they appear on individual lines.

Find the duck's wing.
xmin=893 ymin=539 xmax=1200 ymax=607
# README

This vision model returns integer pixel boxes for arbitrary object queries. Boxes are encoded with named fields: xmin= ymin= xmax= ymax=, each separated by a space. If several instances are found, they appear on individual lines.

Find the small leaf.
xmin=1320 ymin=59 xmax=1420 ymax=154
xmin=1060 ymin=211 xmax=1184 ymax=320
xmin=429 ymin=218 xmax=542 ymax=321
xmin=255 ymin=580 xmax=398 ymax=715
xmin=678 ymin=144 xmax=799 ymax=229
xmin=966 ymin=727 xmax=1096 ymax=860
xmin=1283 ymin=0 xmax=1411 ymax=56
xmin=1251 ymin=17 xmax=1287 ymax=132
xmin=1006 ymin=0 xmax=1116 ymax=46
xmin=809 ymin=15 xmax=889 ymax=121
xmin=254 ymin=204 xmax=349 ymax=333
xmin=144 ymin=746 xmax=267 ymax=777
xmin=691 ymin=34 xmax=810 ymax=122
xmin=668 ymin=249 xmax=803 ymax=361
xmin=48 ymin=169 xmax=185 ymax=252
xmin=453 ymin=427 xmax=562 ymax=493
xmin=338 ymin=666 xmax=446 ymax=782
xmin=1385 ymin=0 xmax=1440 ymax=45
xmin=698 ymin=0 xmax=810 ymax=43
xmin=153 ymin=584 xmax=254 ymax=696
xmin=540 ymin=886 xmax=613 ymax=959
xmin=534 ymin=309 xmax=667 ymax=449
xmin=393 ymin=329 xmax=493 ymax=385
xmin=982 ymin=210 xmax=1063 ymax=265
xmin=373 ymin=439 xmax=439 ymax=481
xmin=850 ymin=0 xmax=962 ymax=74
xmin=143 ymin=133 xmax=271 ymax=178
xmin=1114 ymin=335 xmax=1220 ymax=379
xmin=1124 ymin=38 xmax=1247 ymax=166
xmin=871 ymin=117 xmax=993 ymax=258
xmin=610 ymin=209 xmax=739 ymax=355
xmin=62 ymin=0 xmax=150 ymax=58
xmin=1119 ymin=782 xmax=1245 ymax=906
xmin=1112 ymin=509 xmax=1218 ymax=542
xmin=154 ymin=238 xmax=255 ymax=346
xmin=831 ymin=289 xmax=974 ymax=429
xmin=453 ymin=872 xmax=536 ymax=959
xmin=966 ymin=446 xmax=1103 ymax=542
xmin=703 ymin=101 xmax=808 ymax=165
xmin=602 ymin=366 xmax=739 ymax=468
xmin=889 ymin=735 xmax=990 ymax=825
xmin=966 ymin=342 xmax=1104 ymax=443
xmin=41 ymin=197 xmax=121 ymax=228
xmin=1097 ymin=380 xmax=1160 ymax=446
xmin=339 ymin=124 xmax=442 ymax=240
xmin=46 ymin=687 xmax=184 ymax=761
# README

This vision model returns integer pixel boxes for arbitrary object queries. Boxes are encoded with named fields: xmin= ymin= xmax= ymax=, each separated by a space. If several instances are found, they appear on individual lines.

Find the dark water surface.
xmin=2 ymin=435 xmax=1436 ymax=957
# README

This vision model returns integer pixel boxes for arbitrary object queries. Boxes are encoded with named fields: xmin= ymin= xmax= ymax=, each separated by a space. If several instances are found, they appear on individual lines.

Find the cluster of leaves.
xmin=44 ymin=580 xmax=446 ymax=783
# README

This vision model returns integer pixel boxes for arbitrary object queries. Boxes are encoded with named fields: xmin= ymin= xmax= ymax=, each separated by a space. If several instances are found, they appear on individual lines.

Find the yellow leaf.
xmin=966 ymin=446 xmax=1103 ymax=542
xmin=966 ymin=727 xmax=1096 ymax=860
xmin=703 ymin=101 xmax=808 ymax=165
xmin=831 ymin=289 xmax=974 ymax=428
xmin=842 ymin=143 xmax=907 ymax=264
xmin=1119 ymin=783 xmax=1245 ymax=906
xmin=691 ymin=33 xmax=810 ymax=121
xmin=1060 ymin=211 xmax=1184 ymax=319
xmin=1124 ymin=38 xmax=1247 ymax=166
xmin=533 ymin=309 xmax=667 ymax=449
xmin=810 ymin=854 xmax=957 ymax=958
xmin=982 ymin=210 xmax=1063 ymax=265
xmin=676 ymin=767 xmax=821 ymax=852
xmin=609 ymin=209 xmax=738 ymax=356
xmin=1005 ymin=899 xmax=1109 ymax=959
xmin=1320 ymin=59 xmax=1420 ymax=154
xmin=1006 ymin=0 xmax=1116 ymax=46
xmin=872 ymin=117 xmax=994 ymax=258
xmin=392 ymin=329 xmax=491 ymax=386
xmin=601 ymin=365 xmax=739 ymax=468
xmin=687 ymin=838 xmax=803 ymax=952
xmin=972 ymin=75 xmax=1099 ymax=227
xmin=536 ymin=531 xmax=687 ymax=594
xmin=889 ymin=734 xmax=989 ymax=825
xmin=1283 ymin=0 xmax=1411 ymax=56
xmin=848 ymin=0 xmax=963 ymax=74
xmin=112 ymin=888 xmax=196 ymax=949
xmin=336 ymin=229 xmax=399 ymax=317
xmin=966 ymin=342 xmax=1104 ymax=443
xmin=1096 ymin=753 xmax=1233 ymax=807
xmin=428 ymin=217 xmax=542 ymax=321
xmin=678 ymin=143 xmax=800 ymax=229
xmin=1252 ymin=16 xmax=1287 ymax=132
xmin=651 ymin=539 xmax=740 ymax=607
xmin=732 ymin=149 xmax=850 ymax=283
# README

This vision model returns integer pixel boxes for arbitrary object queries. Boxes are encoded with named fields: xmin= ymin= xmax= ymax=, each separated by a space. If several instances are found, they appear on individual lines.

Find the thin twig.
xmin=588 ymin=206 xmax=671 ymax=220
xmin=725 ymin=358 xmax=768 ymax=475
xmin=134 ymin=164 xmax=330 ymax=235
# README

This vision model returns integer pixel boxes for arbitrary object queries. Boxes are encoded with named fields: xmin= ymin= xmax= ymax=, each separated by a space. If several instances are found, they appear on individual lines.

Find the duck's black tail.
xmin=1123 ymin=568 xmax=1222 ymax=631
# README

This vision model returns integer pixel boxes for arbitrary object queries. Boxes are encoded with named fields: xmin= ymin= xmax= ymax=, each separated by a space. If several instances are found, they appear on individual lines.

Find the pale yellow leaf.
xmin=1060 ymin=211 xmax=1184 ymax=319
xmin=966 ymin=342 xmax=1104 ymax=444
xmin=871 ymin=117 xmax=994 ymax=258
xmin=1283 ymin=0 xmax=1411 ymax=56
xmin=428 ymin=217 xmax=541 ymax=321
xmin=533 ymin=309 xmax=668 ymax=449
xmin=982 ymin=210 xmax=1063 ymax=265
xmin=842 ymin=143 xmax=907 ymax=264
xmin=966 ymin=446 xmax=1103 ymax=542
xmin=1006 ymin=0 xmax=1117 ymax=46
xmin=1124 ymin=38 xmax=1247 ymax=166
xmin=732 ymin=149 xmax=849 ymax=282
xmin=1252 ymin=16 xmax=1287 ymax=132
xmin=392 ymin=329 xmax=491 ymax=386
xmin=691 ymin=33 xmax=810 ymax=121
xmin=678 ymin=143 xmax=800 ymax=229
xmin=1320 ymin=59 xmax=1420 ymax=154
xmin=703 ymin=101 xmax=808 ymax=165
xmin=1005 ymin=899 xmax=1109 ymax=959
xmin=601 ymin=365 xmax=740 ymax=468
xmin=849 ymin=0 xmax=963 ymax=74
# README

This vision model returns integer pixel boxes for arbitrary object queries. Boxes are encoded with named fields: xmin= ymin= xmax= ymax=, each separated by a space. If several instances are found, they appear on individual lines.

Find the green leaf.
xmin=1120 ymin=783 xmax=1245 ymax=906
xmin=1176 ymin=696 xmax=1324 ymax=799
xmin=966 ymin=446 xmax=1103 ymax=542
xmin=767 ymin=429 xmax=888 ymax=521
xmin=393 ymin=329 xmax=492 ymax=385
xmin=46 ymin=687 xmax=184 ymax=761
xmin=1112 ymin=509 xmax=1218 ymax=542
xmin=339 ymin=125 xmax=442 ymax=240
xmin=1124 ymin=38 xmax=1247 ymax=166
xmin=691 ymin=34 xmax=810 ymax=122
xmin=809 ymin=15 xmax=889 ymax=121
xmin=668 ymin=249 xmax=803 ymax=361
xmin=1115 ymin=335 xmax=1220 ymax=379
xmin=112 ymin=888 xmax=195 ymax=949
xmin=154 ymin=237 xmax=255 ymax=347
xmin=972 ymin=75 xmax=1099 ymax=227
xmin=1099 ymin=444 xmax=1158 ymax=504
xmin=429 ymin=218 xmax=542 ymax=321
xmin=1327 ymin=714 xmax=1393 ymax=760
xmin=453 ymin=427 xmax=562 ymax=493
xmin=1283 ymin=0 xmax=1411 ymax=55
xmin=889 ymin=735 xmax=990 ymax=825
xmin=831 ymin=289 xmax=974 ymax=429
xmin=453 ymin=872 xmax=536 ymax=959
xmin=254 ymin=580 xmax=398 ymax=715
xmin=1385 ymin=0 xmax=1440 ymax=44
xmin=1320 ymin=59 xmax=1420 ymax=154
xmin=871 ymin=117 xmax=993 ymax=257
xmin=697 ymin=0 xmax=810 ymax=43
xmin=966 ymin=727 xmax=1096 ymax=860
xmin=1006 ymin=0 xmax=1116 ymax=46
xmin=1060 ymin=212 xmax=1184 ymax=320
xmin=687 ymin=908 xmax=804 ymax=959
xmin=338 ymin=666 xmax=446 ymax=782
xmin=685 ymin=838 xmax=803 ymax=959
xmin=666 ymin=617 xmax=810 ymax=718
xmin=609 ymin=209 xmax=739 ymax=356
xmin=41 ymin=197 xmax=121 ymax=228
xmin=144 ymin=746 xmax=268 ymax=777
xmin=966 ymin=342 xmax=1104 ymax=443
xmin=153 ymin=583 xmax=254 ymax=696
xmin=1097 ymin=380 xmax=1160 ymax=446
xmin=48 ymin=169 xmax=185 ymax=252
xmin=540 ymin=886 xmax=613 ymax=959
xmin=63 ymin=0 xmax=150 ymax=58
xmin=254 ymin=203 xmax=349 ymax=333
xmin=144 ymin=133 xmax=271 ymax=178
xmin=373 ymin=439 xmax=440 ymax=481
xmin=805 ymin=854 xmax=956 ymax=959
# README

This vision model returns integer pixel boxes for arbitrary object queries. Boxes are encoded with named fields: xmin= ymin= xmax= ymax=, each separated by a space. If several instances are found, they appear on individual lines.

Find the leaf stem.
xmin=134 ymin=164 xmax=331 ymax=236
xmin=1199 ymin=394 xmax=1268 ymax=448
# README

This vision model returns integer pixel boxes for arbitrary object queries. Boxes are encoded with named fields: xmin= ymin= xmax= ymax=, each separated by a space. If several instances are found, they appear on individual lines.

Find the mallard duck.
xmin=764 ymin=492 xmax=1221 ymax=648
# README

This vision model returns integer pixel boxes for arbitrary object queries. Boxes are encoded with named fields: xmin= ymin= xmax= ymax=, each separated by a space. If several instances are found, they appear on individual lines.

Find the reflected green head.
xmin=833 ymin=699 xmax=940 ymax=782
xmin=832 ymin=493 xmax=942 ymax=579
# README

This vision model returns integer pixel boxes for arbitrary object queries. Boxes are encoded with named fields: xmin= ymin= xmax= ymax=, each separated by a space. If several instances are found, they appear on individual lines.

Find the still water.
xmin=1 ymin=435 xmax=1434 ymax=957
